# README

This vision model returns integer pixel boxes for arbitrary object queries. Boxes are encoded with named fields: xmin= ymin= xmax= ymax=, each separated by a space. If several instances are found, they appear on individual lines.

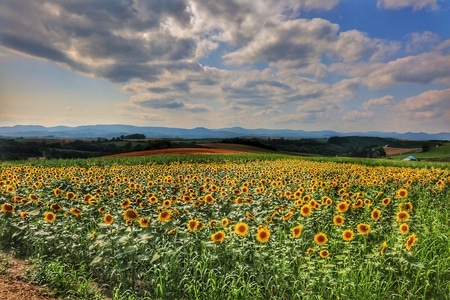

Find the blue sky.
xmin=1 ymin=0 xmax=449 ymax=133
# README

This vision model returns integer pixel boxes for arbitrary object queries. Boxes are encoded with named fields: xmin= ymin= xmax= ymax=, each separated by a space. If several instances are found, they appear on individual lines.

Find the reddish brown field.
xmin=383 ymin=147 xmax=422 ymax=156
xmin=102 ymin=147 xmax=248 ymax=158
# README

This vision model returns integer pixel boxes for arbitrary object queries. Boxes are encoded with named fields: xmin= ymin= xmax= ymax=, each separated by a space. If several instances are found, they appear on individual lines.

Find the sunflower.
xmin=314 ymin=232 xmax=328 ymax=245
xmin=103 ymin=213 xmax=114 ymax=224
xmin=371 ymin=208 xmax=381 ymax=221
xmin=158 ymin=210 xmax=172 ymax=222
xmin=291 ymin=225 xmax=303 ymax=238
xmin=319 ymin=250 xmax=329 ymax=259
xmin=98 ymin=207 xmax=105 ymax=213
xmin=187 ymin=219 xmax=200 ymax=232
xmin=381 ymin=197 xmax=391 ymax=206
xmin=310 ymin=199 xmax=320 ymax=210
xmin=356 ymin=223 xmax=371 ymax=235
xmin=6 ymin=185 xmax=15 ymax=193
xmin=88 ymin=196 xmax=98 ymax=206
xmin=121 ymin=198 xmax=132 ymax=209
xmin=336 ymin=202 xmax=349 ymax=213
xmin=396 ymin=211 xmax=410 ymax=222
xmin=380 ymin=240 xmax=387 ymax=256
xmin=245 ymin=211 xmax=255 ymax=220
xmin=70 ymin=207 xmax=82 ymax=217
xmin=198 ymin=222 xmax=205 ymax=230
xmin=50 ymin=203 xmax=63 ymax=212
xmin=306 ymin=248 xmax=315 ymax=255
xmin=1 ymin=203 xmax=15 ymax=214
xmin=235 ymin=197 xmax=244 ymax=204
xmin=204 ymin=194 xmax=215 ymax=204
xmin=396 ymin=188 xmax=408 ymax=198
xmin=405 ymin=233 xmax=418 ymax=250
xmin=221 ymin=218 xmax=231 ymax=227
xmin=282 ymin=211 xmax=294 ymax=221
xmin=66 ymin=191 xmax=75 ymax=200
xmin=235 ymin=222 xmax=249 ymax=237
xmin=167 ymin=228 xmax=177 ymax=235
xmin=300 ymin=204 xmax=312 ymax=217
xmin=333 ymin=215 xmax=344 ymax=226
xmin=20 ymin=211 xmax=28 ymax=219
xmin=44 ymin=211 xmax=56 ymax=223
xmin=148 ymin=195 xmax=159 ymax=204
xmin=139 ymin=217 xmax=150 ymax=228
xmin=352 ymin=199 xmax=363 ymax=209
xmin=342 ymin=229 xmax=354 ymax=241
xmin=404 ymin=202 xmax=413 ymax=211
xmin=209 ymin=219 xmax=218 ymax=228
xmin=28 ymin=194 xmax=38 ymax=201
xmin=162 ymin=200 xmax=171 ymax=207
xmin=256 ymin=226 xmax=271 ymax=243
xmin=322 ymin=196 xmax=332 ymax=205
xmin=211 ymin=231 xmax=226 ymax=243
xmin=123 ymin=209 xmax=139 ymax=221
xmin=399 ymin=223 xmax=409 ymax=234
xmin=53 ymin=188 xmax=61 ymax=197
xmin=84 ymin=194 xmax=93 ymax=204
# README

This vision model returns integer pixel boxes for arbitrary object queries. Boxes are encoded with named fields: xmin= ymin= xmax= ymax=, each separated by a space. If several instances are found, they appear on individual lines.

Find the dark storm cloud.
xmin=148 ymin=87 xmax=172 ymax=94
xmin=223 ymin=18 xmax=340 ymax=66
xmin=0 ymin=0 xmax=196 ymax=83
xmin=55 ymin=0 xmax=191 ymax=31
xmin=172 ymin=82 xmax=191 ymax=93
xmin=98 ymin=64 xmax=162 ymax=83
xmin=0 ymin=33 xmax=72 ymax=64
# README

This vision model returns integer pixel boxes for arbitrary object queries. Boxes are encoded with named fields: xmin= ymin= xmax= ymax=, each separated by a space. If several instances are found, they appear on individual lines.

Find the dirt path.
xmin=0 ymin=253 xmax=58 ymax=300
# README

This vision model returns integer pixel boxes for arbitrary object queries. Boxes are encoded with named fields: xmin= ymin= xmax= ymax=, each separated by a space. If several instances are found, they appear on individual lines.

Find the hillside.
xmin=1 ymin=136 xmax=448 ymax=162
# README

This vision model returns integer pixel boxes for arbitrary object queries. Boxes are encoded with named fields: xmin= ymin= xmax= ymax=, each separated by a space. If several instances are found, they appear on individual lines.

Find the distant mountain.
xmin=0 ymin=124 xmax=449 ymax=140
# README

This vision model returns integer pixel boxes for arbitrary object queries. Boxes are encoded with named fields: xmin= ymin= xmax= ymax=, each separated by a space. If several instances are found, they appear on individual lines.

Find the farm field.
xmin=101 ymin=143 xmax=267 ymax=158
xmin=0 ymin=154 xmax=449 ymax=299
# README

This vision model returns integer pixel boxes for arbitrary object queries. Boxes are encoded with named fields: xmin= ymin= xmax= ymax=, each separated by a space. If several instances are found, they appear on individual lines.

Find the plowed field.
xmin=102 ymin=147 xmax=248 ymax=158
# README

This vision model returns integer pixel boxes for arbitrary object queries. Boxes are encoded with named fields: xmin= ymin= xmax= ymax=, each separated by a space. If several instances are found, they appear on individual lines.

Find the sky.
xmin=1 ymin=0 xmax=449 ymax=133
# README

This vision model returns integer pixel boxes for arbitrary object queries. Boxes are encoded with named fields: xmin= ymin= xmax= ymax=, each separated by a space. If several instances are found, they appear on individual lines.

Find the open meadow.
xmin=0 ymin=154 xmax=449 ymax=299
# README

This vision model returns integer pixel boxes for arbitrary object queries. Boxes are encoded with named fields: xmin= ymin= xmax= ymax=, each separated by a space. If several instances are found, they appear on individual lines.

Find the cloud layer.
xmin=0 ymin=0 xmax=448 ymax=132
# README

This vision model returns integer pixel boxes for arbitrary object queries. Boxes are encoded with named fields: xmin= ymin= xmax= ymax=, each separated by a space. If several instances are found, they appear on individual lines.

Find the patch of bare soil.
xmin=0 ymin=253 xmax=58 ymax=300
xmin=102 ymin=147 xmax=248 ymax=158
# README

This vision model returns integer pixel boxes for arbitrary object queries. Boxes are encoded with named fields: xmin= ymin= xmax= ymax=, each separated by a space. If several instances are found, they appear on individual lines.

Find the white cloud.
xmin=343 ymin=110 xmax=373 ymax=122
xmin=363 ymin=95 xmax=395 ymax=110
xmin=394 ymin=88 xmax=450 ymax=119
xmin=405 ymin=31 xmax=440 ymax=53
xmin=365 ymin=52 xmax=450 ymax=89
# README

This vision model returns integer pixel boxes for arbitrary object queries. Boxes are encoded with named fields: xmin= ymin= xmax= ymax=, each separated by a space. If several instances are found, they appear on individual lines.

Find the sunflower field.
xmin=0 ymin=155 xmax=449 ymax=299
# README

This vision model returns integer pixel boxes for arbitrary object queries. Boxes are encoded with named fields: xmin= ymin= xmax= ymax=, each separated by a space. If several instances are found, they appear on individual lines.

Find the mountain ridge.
xmin=0 ymin=124 xmax=449 ymax=140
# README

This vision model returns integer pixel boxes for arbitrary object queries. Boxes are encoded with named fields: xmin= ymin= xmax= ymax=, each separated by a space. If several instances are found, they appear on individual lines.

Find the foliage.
xmin=0 ymin=138 xmax=172 ymax=160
